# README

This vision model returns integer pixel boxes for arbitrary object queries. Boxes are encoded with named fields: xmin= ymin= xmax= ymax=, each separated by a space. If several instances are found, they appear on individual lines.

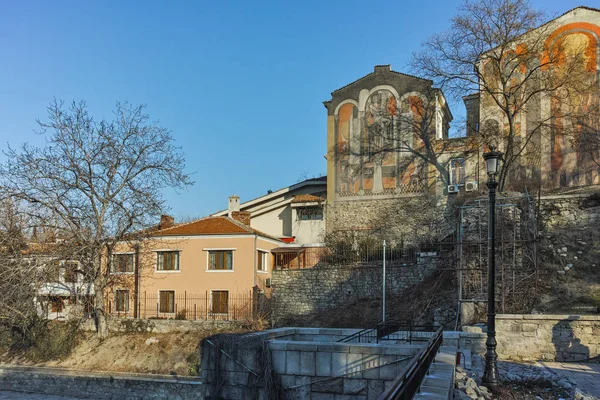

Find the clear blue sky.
xmin=0 ymin=0 xmax=586 ymax=220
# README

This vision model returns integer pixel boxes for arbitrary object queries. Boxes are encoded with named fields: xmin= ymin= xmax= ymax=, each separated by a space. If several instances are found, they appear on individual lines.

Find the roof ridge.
xmin=330 ymin=68 xmax=432 ymax=95
xmin=155 ymin=214 xmax=214 ymax=233
xmin=222 ymin=216 xmax=254 ymax=234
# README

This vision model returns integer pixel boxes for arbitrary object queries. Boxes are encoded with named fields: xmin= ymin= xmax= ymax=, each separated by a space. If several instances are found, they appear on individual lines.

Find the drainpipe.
xmin=253 ymin=234 xmax=257 ymax=288
xmin=133 ymin=243 xmax=140 ymax=319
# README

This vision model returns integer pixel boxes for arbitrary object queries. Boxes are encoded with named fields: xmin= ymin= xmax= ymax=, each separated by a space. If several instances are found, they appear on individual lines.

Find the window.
xmin=296 ymin=206 xmax=323 ymax=221
xmin=63 ymin=262 xmax=78 ymax=283
xmin=208 ymin=250 xmax=233 ymax=270
xmin=449 ymin=158 xmax=466 ymax=185
xmin=115 ymin=290 xmax=129 ymax=312
xmin=157 ymin=251 xmax=180 ymax=271
xmin=112 ymin=253 xmax=134 ymax=274
xmin=211 ymin=291 xmax=229 ymax=314
xmin=159 ymin=290 xmax=175 ymax=313
xmin=50 ymin=297 xmax=64 ymax=313
xmin=257 ymin=251 xmax=268 ymax=272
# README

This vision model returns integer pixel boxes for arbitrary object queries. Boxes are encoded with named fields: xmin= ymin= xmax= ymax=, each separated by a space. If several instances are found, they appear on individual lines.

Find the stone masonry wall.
xmin=81 ymin=318 xmax=240 ymax=334
xmin=538 ymin=192 xmax=600 ymax=228
xmin=0 ymin=365 xmax=202 ymax=399
xmin=447 ymin=314 xmax=600 ymax=362
xmin=271 ymin=255 xmax=437 ymax=326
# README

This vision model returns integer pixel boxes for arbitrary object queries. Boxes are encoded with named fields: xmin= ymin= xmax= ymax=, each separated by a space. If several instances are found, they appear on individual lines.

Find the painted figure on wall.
xmin=549 ymin=31 xmax=599 ymax=186
xmin=365 ymin=90 xmax=398 ymax=193
xmin=336 ymin=103 xmax=360 ymax=194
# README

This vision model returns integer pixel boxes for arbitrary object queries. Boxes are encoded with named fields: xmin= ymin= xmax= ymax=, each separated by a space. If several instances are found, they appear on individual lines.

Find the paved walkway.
xmin=540 ymin=361 xmax=600 ymax=398
xmin=0 ymin=391 xmax=82 ymax=399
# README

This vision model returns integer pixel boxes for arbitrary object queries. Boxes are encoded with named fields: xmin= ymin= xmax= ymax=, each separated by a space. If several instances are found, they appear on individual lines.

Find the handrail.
xmin=376 ymin=326 xmax=444 ymax=400
xmin=337 ymin=327 xmax=377 ymax=343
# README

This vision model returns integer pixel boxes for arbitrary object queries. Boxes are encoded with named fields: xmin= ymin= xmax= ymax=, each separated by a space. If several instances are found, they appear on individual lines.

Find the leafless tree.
xmin=0 ymin=100 xmax=193 ymax=337
xmin=411 ymin=0 xmax=597 ymax=190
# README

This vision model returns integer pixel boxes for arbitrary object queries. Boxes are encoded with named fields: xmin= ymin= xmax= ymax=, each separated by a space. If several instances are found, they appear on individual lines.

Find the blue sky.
xmin=0 ymin=0 xmax=587 ymax=220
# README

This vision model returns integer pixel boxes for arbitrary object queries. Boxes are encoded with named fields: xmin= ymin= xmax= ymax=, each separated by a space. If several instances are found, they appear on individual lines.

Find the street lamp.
xmin=482 ymin=146 xmax=502 ymax=388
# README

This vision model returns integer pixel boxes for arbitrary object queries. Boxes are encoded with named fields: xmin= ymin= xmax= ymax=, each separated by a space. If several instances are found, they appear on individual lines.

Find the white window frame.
xmin=204 ymin=248 xmax=236 ymax=272
xmin=257 ymin=249 xmax=269 ymax=273
xmin=449 ymin=158 xmax=466 ymax=186
xmin=111 ymin=252 xmax=135 ymax=275
xmin=114 ymin=289 xmax=130 ymax=313
xmin=154 ymin=250 xmax=181 ymax=273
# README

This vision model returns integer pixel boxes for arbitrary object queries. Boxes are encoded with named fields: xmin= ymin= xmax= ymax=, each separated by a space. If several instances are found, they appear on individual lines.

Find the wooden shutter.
xmin=212 ymin=291 xmax=229 ymax=314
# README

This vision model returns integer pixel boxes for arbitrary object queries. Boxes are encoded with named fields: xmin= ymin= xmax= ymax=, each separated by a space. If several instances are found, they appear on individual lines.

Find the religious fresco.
xmin=549 ymin=30 xmax=599 ymax=186
xmin=335 ymin=90 xmax=425 ymax=197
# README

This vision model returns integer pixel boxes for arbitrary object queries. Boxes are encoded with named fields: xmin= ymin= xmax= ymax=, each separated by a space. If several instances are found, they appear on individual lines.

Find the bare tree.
xmin=411 ymin=0 xmax=596 ymax=190
xmin=0 ymin=100 xmax=193 ymax=337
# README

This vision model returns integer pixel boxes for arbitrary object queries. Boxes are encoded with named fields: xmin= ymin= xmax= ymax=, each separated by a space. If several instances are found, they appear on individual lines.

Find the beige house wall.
xmin=106 ymin=234 xmax=280 ymax=316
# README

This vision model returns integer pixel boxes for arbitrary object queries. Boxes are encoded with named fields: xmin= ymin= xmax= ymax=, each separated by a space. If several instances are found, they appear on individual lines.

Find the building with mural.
xmin=323 ymin=6 xmax=600 ymax=237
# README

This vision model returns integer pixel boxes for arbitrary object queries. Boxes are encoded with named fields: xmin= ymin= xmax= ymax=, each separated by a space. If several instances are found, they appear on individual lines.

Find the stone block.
xmin=312 ymin=393 xmax=336 ymax=400
xmin=343 ymin=378 xmax=367 ymax=395
xmin=300 ymin=351 xmax=316 ymax=376
xmin=334 ymin=394 xmax=367 ymax=400
xmin=347 ymin=352 xmax=363 ymax=375
xmin=312 ymin=377 xmax=344 ymax=394
xmin=379 ymin=364 xmax=397 ymax=380
xmin=272 ymin=350 xmax=286 ymax=374
xmin=286 ymin=351 xmax=301 ymax=375
xmin=317 ymin=352 xmax=332 ymax=377
xmin=280 ymin=374 xmax=295 ymax=388
xmin=331 ymin=352 xmax=348 ymax=377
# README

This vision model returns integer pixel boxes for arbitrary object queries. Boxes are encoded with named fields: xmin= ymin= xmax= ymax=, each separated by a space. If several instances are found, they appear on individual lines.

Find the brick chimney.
xmin=231 ymin=211 xmax=251 ymax=226
xmin=159 ymin=215 xmax=174 ymax=230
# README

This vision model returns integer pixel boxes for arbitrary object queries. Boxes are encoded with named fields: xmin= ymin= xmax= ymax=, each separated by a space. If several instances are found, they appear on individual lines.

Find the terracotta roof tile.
xmin=291 ymin=194 xmax=325 ymax=203
xmin=154 ymin=216 xmax=282 ymax=241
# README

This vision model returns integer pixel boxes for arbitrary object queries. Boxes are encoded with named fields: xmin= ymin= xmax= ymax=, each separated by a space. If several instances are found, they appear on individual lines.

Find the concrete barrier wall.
xmin=0 ymin=365 xmax=202 ymax=400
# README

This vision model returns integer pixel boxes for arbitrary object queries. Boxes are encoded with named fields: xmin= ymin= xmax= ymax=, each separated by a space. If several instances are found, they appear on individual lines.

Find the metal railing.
xmin=377 ymin=326 xmax=444 ymax=400
xmin=338 ymin=322 xmax=437 ymax=345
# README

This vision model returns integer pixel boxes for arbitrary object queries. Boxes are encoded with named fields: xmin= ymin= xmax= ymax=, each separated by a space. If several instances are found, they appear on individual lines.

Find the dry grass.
xmin=0 ymin=325 xmax=250 ymax=376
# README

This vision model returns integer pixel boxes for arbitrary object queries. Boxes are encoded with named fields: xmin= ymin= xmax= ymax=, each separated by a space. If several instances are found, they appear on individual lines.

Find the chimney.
xmin=374 ymin=65 xmax=391 ymax=74
xmin=231 ymin=211 xmax=251 ymax=226
xmin=228 ymin=195 xmax=240 ymax=217
xmin=159 ymin=215 xmax=174 ymax=230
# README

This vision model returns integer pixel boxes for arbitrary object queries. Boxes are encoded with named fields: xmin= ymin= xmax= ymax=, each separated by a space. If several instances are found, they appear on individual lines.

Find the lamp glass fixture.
xmin=484 ymin=147 xmax=501 ymax=176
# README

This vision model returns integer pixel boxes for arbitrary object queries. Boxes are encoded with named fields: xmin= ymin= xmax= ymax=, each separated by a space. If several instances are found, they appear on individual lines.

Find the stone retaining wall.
xmin=81 ymin=318 xmax=240 ymax=334
xmin=539 ymin=192 xmax=600 ymax=228
xmin=446 ymin=314 xmax=600 ymax=362
xmin=0 ymin=365 xmax=202 ymax=399
xmin=271 ymin=255 xmax=438 ymax=326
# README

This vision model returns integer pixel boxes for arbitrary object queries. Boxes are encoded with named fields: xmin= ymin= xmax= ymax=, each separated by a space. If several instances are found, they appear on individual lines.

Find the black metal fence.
xmin=108 ymin=291 xmax=267 ymax=321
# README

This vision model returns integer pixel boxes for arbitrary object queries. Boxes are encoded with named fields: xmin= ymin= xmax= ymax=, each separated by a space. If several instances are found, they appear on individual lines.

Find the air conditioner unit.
xmin=465 ymin=181 xmax=478 ymax=192
xmin=447 ymin=185 xmax=460 ymax=194
xmin=265 ymin=278 xmax=271 ymax=288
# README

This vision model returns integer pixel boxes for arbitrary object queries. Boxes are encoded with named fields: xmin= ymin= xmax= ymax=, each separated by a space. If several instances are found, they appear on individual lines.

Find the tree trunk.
xmin=94 ymin=291 xmax=108 ymax=338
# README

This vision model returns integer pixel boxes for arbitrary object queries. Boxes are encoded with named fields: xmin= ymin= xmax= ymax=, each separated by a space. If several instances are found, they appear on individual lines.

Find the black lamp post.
xmin=482 ymin=146 xmax=502 ymax=388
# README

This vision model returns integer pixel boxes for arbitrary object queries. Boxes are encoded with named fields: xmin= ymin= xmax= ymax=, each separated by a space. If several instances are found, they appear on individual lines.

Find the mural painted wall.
xmin=335 ymin=90 xmax=426 ymax=199
xmin=478 ymin=13 xmax=600 ymax=189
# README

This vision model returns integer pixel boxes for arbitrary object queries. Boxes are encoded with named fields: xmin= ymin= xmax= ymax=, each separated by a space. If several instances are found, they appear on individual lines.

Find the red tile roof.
xmin=291 ymin=194 xmax=325 ymax=203
xmin=153 ymin=216 xmax=281 ymax=241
